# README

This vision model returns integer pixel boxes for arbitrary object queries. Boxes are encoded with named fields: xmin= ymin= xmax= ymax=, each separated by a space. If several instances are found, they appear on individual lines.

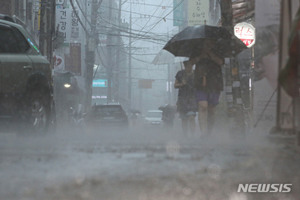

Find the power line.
xmin=74 ymin=0 xmax=92 ymax=28
xmin=101 ymin=3 xmax=174 ymax=17
xmin=100 ymin=0 xmax=167 ymax=49
xmin=130 ymin=0 xmax=168 ymax=44
xmin=130 ymin=2 xmax=173 ymax=8
xmin=95 ymin=6 xmax=173 ymax=46
xmin=97 ymin=15 xmax=169 ymax=39
xmin=131 ymin=0 xmax=163 ymax=37
xmin=71 ymin=0 xmax=109 ymax=75
xmin=98 ymin=2 xmax=186 ymax=34
xmin=132 ymin=0 xmax=184 ymax=44
xmin=126 ymin=0 xmax=174 ymax=57
xmin=96 ymin=31 xmax=167 ymax=45
xmin=98 ymin=1 xmax=182 ymax=55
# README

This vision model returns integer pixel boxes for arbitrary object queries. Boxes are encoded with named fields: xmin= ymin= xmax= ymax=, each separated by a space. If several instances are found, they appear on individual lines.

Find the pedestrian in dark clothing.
xmin=174 ymin=60 xmax=197 ymax=133
xmin=194 ymin=50 xmax=224 ymax=135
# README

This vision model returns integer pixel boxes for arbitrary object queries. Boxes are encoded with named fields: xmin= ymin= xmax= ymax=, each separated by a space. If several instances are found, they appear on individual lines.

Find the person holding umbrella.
xmin=164 ymin=25 xmax=247 ymax=135
xmin=194 ymin=50 xmax=224 ymax=136
xmin=174 ymin=60 xmax=197 ymax=134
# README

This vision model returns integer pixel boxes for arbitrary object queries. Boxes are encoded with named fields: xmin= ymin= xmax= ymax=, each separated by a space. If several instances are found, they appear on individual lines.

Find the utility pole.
xmin=39 ymin=0 xmax=55 ymax=65
xmin=167 ymin=31 xmax=171 ymax=105
xmin=39 ymin=0 xmax=46 ymax=57
xmin=25 ymin=0 xmax=33 ymax=31
xmin=220 ymin=0 xmax=233 ymax=30
xmin=114 ymin=0 xmax=122 ymax=102
xmin=85 ymin=0 xmax=98 ymax=108
xmin=167 ymin=64 xmax=171 ymax=104
xmin=220 ymin=0 xmax=247 ymax=135
xmin=128 ymin=0 xmax=132 ymax=109
xmin=107 ymin=0 xmax=113 ymax=102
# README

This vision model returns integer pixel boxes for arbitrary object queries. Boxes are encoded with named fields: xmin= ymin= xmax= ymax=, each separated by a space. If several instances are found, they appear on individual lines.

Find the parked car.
xmin=86 ymin=104 xmax=129 ymax=129
xmin=0 ymin=17 xmax=55 ymax=133
xmin=143 ymin=110 xmax=163 ymax=126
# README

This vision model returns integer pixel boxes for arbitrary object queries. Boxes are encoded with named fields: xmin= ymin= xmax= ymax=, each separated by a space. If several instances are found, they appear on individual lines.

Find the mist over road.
xmin=0 ymin=123 xmax=299 ymax=200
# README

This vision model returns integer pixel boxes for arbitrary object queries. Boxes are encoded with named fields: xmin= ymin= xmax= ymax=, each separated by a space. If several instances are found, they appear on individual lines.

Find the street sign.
xmin=234 ymin=22 xmax=256 ymax=48
xmin=93 ymin=79 xmax=107 ymax=88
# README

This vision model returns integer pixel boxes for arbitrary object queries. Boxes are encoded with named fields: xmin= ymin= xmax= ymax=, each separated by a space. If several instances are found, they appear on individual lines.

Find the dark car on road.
xmin=86 ymin=104 xmax=129 ymax=129
xmin=0 ymin=17 xmax=55 ymax=133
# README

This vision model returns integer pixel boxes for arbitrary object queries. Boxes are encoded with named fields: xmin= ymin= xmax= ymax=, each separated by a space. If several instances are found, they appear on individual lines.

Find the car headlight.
xmin=64 ymin=83 xmax=71 ymax=88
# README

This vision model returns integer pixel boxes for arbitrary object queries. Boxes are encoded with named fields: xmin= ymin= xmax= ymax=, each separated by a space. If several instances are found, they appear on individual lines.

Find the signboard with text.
xmin=56 ymin=1 xmax=81 ymax=43
xmin=53 ymin=55 xmax=64 ymax=71
xmin=65 ymin=43 xmax=81 ymax=75
xmin=234 ymin=22 xmax=256 ymax=48
xmin=56 ymin=4 xmax=70 ymax=43
xmin=173 ymin=0 xmax=185 ymax=26
xmin=188 ymin=0 xmax=209 ymax=26
xmin=93 ymin=79 xmax=108 ymax=88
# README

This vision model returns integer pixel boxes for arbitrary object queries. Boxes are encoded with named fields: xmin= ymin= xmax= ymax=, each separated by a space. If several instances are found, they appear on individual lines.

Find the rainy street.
xmin=0 ymin=121 xmax=299 ymax=200
xmin=1 ymin=0 xmax=300 ymax=200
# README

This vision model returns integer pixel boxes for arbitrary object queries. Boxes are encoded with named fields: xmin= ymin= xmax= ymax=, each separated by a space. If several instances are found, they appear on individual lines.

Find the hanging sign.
xmin=234 ymin=22 xmax=256 ymax=48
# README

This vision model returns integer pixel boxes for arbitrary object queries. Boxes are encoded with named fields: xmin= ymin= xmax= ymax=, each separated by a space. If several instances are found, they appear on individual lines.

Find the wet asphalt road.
xmin=0 ymin=123 xmax=299 ymax=200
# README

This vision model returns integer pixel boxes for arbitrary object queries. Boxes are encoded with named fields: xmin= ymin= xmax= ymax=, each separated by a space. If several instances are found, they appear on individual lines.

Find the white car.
xmin=143 ymin=110 xmax=163 ymax=126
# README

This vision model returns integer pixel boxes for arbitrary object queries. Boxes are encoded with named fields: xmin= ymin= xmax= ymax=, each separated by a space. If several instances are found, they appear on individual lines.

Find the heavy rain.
xmin=0 ymin=0 xmax=299 ymax=200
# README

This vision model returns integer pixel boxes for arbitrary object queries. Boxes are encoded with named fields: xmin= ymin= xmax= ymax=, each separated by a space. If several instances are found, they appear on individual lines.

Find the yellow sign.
xmin=138 ymin=79 xmax=153 ymax=89
xmin=188 ymin=0 xmax=209 ymax=26
xmin=38 ymin=0 xmax=41 ymax=31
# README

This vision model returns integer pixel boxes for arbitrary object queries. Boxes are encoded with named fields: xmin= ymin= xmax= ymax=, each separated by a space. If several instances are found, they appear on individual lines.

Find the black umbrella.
xmin=163 ymin=25 xmax=247 ymax=58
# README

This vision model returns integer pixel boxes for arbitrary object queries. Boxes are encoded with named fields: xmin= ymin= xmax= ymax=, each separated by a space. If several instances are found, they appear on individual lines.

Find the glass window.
xmin=0 ymin=25 xmax=30 ymax=53
xmin=92 ymin=105 xmax=124 ymax=117
xmin=12 ymin=28 xmax=30 ymax=53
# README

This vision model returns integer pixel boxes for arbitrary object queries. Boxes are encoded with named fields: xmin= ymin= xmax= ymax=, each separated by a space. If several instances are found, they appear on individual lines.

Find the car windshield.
xmin=93 ymin=106 xmax=123 ymax=116
xmin=1 ymin=1 xmax=300 ymax=200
